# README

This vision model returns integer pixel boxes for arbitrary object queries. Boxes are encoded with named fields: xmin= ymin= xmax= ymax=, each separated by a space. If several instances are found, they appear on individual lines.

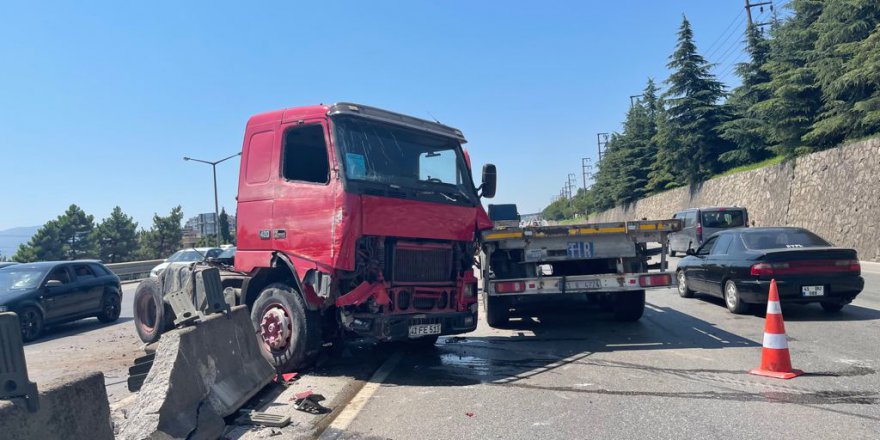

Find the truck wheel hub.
xmin=260 ymin=306 xmax=291 ymax=350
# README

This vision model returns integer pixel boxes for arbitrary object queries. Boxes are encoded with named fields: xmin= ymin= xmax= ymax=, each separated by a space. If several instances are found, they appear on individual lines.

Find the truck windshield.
xmin=333 ymin=116 xmax=476 ymax=203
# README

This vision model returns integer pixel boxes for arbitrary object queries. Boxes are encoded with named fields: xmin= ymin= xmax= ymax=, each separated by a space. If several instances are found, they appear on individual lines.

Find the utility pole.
xmin=745 ymin=0 xmax=774 ymax=28
xmin=183 ymin=152 xmax=242 ymax=247
xmin=567 ymin=173 xmax=577 ymax=199
xmin=581 ymin=157 xmax=592 ymax=190
xmin=597 ymin=133 xmax=609 ymax=162
xmin=629 ymin=95 xmax=643 ymax=108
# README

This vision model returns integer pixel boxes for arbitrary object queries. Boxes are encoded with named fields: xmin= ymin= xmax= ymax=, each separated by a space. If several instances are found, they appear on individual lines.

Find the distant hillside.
xmin=0 ymin=226 xmax=39 ymax=259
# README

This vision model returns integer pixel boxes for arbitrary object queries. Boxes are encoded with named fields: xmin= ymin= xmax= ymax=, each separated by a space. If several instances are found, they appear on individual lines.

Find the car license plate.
xmin=409 ymin=323 xmax=441 ymax=338
xmin=802 ymin=285 xmax=824 ymax=297
xmin=566 ymin=279 xmax=602 ymax=290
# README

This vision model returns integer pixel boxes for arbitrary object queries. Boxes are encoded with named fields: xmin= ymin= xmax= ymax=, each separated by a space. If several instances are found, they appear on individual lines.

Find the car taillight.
xmin=696 ymin=223 xmax=703 ymax=242
xmin=639 ymin=274 xmax=671 ymax=287
xmin=751 ymin=259 xmax=860 ymax=276
xmin=750 ymin=263 xmax=775 ymax=276
xmin=494 ymin=281 xmax=525 ymax=294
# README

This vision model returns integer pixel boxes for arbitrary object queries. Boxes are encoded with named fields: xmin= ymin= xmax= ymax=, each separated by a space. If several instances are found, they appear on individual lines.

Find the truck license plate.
xmin=566 ymin=279 xmax=602 ymax=290
xmin=802 ymin=285 xmax=824 ymax=297
xmin=409 ymin=323 xmax=441 ymax=338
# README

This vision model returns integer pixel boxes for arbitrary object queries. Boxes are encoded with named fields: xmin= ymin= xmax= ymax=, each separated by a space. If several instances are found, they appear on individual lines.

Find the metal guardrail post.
xmin=0 ymin=312 xmax=39 ymax=412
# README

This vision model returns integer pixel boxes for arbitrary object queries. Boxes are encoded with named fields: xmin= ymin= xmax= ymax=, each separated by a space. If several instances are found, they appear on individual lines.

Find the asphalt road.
xmin=22 ymin=282 xmax=142 ymax=402
xmin=323 ymin=262 xmax=880 ymax=440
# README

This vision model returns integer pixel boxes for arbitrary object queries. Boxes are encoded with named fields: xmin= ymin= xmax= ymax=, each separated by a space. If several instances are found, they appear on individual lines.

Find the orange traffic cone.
xmin=749 ymin=279 xmax=803 ymax=379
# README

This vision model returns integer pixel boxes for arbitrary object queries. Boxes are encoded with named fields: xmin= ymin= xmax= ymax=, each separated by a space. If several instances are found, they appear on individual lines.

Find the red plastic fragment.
xmin=295 ymin=390 xmax=314 ymax=400
xmin=465 ymin=412 xmax=475 ymax=417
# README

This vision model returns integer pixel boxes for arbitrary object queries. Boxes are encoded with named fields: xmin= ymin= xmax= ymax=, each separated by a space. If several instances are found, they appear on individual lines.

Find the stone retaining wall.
xmin=587 ymin=137 xmax=880 ymax=261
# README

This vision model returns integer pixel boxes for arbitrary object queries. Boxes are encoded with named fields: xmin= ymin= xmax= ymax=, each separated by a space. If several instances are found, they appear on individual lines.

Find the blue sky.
xmin=0 ymin=0 xmax=768 ymax=230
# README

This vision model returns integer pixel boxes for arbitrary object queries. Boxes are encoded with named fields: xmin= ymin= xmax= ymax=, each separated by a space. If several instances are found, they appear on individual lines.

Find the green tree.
xmin=59 ymin=204 xmax=98 ymax=260
xmin=754 ymin=0 xmax=824 ymax=157
xmin=94 ymin=206 xmax=139 ymax=263
xmin=804 ymin=0 xmax=880 ymax=147
xmin=652 ymin=16 xmax=730 ymax=185
xmin=218 ymin=207 xmax=232 ymax=245
xmin=720 ymin=25 xmax=774 ymax=165
xmin=138 ymin=206 xmax=185 ymax=259
xmin=13 ymin=220 xmax=65 ymax=262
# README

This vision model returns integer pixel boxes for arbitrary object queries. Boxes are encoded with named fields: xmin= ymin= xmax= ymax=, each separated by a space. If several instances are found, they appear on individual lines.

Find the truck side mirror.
xmin=480 ymin=164 xmax=496 ymax=198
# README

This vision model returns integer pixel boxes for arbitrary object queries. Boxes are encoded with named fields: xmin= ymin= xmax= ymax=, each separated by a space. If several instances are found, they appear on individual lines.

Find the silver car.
xmin=668 ymin=207 xmax=749 ymax=256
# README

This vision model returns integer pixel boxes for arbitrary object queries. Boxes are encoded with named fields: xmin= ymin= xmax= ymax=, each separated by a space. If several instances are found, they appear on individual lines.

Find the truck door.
xmin=272 ymin=121 xmax=338 ymax=265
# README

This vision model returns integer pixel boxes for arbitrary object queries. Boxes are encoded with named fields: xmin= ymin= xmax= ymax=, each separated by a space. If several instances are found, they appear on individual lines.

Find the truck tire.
xmin=251 ymin=283 xmax=322 ymax=372
xmin=613 ymin=290 xmax=645 ymax=322
xmin=133 ymin=278 xmax=174 ymax=343
xmin=485 ymin=296 xmax=509 ymax=327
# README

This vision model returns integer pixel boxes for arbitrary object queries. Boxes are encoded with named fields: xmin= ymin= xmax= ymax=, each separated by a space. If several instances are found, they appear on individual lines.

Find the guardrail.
xmin=105 ymin=259 xmax=163 ymax=282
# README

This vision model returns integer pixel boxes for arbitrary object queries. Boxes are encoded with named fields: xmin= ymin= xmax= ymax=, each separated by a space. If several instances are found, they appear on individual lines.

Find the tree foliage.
xmin=138 ymin=206 xmax=185 ymax=259
xmin=545 ymin=2 xmax=880 ymax=220
xmin=94 ymin=206 xmax=139 ymax=263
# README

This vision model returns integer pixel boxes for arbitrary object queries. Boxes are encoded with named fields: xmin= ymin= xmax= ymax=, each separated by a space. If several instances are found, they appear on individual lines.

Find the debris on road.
xmin=292 ymin=390 xmax=328 ymax=414
xmin=234 ymin=410 xmax=292 ymax=428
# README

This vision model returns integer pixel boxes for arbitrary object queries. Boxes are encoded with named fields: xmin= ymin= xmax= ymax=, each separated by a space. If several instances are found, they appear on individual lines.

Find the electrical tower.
xmin=581 ymin=157 xmax=592 ymax=190
xmin=596 ymin=133 xmax=609 ymax=161
xmin=745 ymin=0 xmax=773 ymax=29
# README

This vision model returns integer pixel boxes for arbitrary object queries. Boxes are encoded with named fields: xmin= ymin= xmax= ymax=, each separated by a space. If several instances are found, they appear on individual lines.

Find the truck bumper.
xmin=345 ymin=309 xmax=478 ymax=342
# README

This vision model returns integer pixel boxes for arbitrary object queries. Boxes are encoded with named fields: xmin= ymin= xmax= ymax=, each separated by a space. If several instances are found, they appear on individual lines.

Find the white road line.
xmin=325 ymin=350 xmax=404 ymax=432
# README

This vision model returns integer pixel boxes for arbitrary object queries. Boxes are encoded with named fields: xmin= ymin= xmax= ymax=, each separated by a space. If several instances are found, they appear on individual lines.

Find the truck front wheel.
xmin=485 ymin=296 xmax=510 ymax=327
xmin=251 ymin=283 xmax=322 ymax=372
xmin=613 ymin=290 xmax=645 ymax=322
xmin=133 ymin=278 xmax=174 ymax=343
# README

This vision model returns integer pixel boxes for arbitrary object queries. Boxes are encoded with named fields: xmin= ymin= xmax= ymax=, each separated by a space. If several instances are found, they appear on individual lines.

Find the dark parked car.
xmin=0 ymin=260 xmax=123 ymax=341
xmin=676 ymin=227 xmax=863 ymax=314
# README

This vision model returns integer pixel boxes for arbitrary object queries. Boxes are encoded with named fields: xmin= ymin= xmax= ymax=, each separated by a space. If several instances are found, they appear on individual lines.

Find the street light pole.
xmin=183 ymin=152 xmax=241 ymax=247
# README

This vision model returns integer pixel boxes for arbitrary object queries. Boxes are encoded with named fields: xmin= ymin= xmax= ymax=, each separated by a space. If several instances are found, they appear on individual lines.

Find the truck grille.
xmin=392 ymin=243 xmax=453 ymax=283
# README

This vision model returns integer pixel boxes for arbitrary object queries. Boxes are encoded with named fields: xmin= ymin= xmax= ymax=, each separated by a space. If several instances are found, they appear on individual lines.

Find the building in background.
xmin=183 ymin=213 xmax=236 ymax=246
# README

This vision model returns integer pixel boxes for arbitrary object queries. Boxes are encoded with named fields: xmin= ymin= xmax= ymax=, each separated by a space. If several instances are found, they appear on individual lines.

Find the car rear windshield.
xmin=701 ymin=210 xmax=745 ymax=228
xmin=741 ymin=230 xmax=831 ymax=250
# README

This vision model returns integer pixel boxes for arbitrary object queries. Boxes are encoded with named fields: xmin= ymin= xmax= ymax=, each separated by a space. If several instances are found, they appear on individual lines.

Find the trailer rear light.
xmin=494 ymin=281 xmax=525 ymax=294
xmin=639 ymin=274 xmax=671 ymax=287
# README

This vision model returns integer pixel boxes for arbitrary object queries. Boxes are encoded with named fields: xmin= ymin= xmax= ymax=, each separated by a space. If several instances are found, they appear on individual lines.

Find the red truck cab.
xmin=234 ymin=103 xmax=496 ymax=370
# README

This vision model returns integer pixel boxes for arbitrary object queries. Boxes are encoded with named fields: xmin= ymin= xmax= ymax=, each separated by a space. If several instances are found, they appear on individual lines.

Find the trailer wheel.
xmin=133 ymin=278 xmax=174 ymax=343
xmin=251 ymin=283 xmax=322 ymax=372
xmin=485 ymin=296 xmax=509 ymax=327
xmin=613 ymin=290 xmax=645 ymax=322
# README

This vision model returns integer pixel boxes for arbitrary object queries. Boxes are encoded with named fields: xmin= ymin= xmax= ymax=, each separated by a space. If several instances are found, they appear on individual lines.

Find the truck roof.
xmin=247 ymin=102 xmax=467 ymax=142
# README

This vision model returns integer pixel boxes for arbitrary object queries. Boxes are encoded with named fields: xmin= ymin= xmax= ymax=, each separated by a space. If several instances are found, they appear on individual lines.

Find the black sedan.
xmin=0 ymin=260 xmax=123 ymax=341
xmin=675 ymin=227 xmax=864 ymax=314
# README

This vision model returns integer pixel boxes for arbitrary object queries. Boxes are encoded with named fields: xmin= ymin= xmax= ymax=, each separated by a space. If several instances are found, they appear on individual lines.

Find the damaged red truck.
xmin=134 ymin=103 xmax=497 ymax=371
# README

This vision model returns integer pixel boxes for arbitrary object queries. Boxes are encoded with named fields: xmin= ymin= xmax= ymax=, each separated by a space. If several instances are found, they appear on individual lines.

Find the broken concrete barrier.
xmin=120 ymin=305 xmax=275 ymax=440
xmin=0 ymin=371 xmax=114 ymax=440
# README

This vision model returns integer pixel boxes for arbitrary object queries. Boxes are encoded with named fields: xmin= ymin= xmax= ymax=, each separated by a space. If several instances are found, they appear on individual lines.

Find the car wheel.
xmin=724 ymin=280 xmax=749 ymax=314
xmin=251 ymin=283 xmax=322 ymax=372
xmin=97 ymin=293 xmax=122 ymax=323
xmin=18 ymin=307 xmax=44 ymax=342
xmin=677 ymin=270 xmax=694 ymax=298
xmin=485 ymin=296 xmax=509 ymax=327
xmin=133 ymin=278 xmax=173 ymax=343
xmin=820 ymin=302 xmax=844 ymax=313
xmin=613 ymin=290 xmax=645 ymax=321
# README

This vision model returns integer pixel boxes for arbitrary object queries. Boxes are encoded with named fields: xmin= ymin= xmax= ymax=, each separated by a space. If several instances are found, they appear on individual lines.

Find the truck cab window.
xmin=282 ymin=125 xmax=330 ymax=184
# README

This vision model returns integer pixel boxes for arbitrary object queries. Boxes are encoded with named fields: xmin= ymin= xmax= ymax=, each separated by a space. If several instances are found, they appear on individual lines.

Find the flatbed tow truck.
xmin=478 ymin=210 xmax=682 ymax=326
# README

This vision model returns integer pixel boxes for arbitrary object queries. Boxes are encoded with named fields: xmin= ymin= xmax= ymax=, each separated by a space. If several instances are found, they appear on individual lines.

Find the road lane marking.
xmin=324 ymin=350 xmax=404 ymax=432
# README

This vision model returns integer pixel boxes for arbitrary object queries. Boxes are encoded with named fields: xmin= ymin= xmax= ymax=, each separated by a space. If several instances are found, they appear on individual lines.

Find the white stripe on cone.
xmin=763 ymin=332 xmax=789 ymax=350
xmin=766 ymin=300 xmax=782 ymax=315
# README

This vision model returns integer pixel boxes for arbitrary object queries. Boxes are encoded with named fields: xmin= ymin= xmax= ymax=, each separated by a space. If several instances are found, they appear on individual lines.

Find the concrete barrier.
xmin=119 ymin=305 xmax=275 ymax=440
xmin=0 ymin=371 xmax=113 ymax=440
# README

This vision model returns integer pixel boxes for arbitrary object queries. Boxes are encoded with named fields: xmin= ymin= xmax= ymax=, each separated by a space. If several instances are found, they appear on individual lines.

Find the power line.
xmin=705 ymin=14 xmax=747 ymax=61
xmin=703 ymin=8 xmax=745 ymax=57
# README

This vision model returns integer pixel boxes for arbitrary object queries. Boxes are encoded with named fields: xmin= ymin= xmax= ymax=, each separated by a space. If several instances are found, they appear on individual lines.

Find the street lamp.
xmin=183 ymin=152 xmax=241 ymax=247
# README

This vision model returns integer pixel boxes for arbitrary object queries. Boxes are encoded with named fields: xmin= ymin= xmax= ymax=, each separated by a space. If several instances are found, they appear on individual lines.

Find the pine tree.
xmin=805 ymin=0 xmax=880 ymax=147
xmin=94 ymin=206 xmax=139 ymax=263
xmin=138 ymin=206 xmax=185 ymax=259
xmin=13 ymin=220 xmax=65 ymax=262
xmin=720 ymin=25 xmax=774 ymax=165
xmin=754 ymin=0 xmax=824 ymax=156
xmin=59 ymin=204 xmax=98 ymax=260
xmin=653 ymin=16 xmax=730 ymax=185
